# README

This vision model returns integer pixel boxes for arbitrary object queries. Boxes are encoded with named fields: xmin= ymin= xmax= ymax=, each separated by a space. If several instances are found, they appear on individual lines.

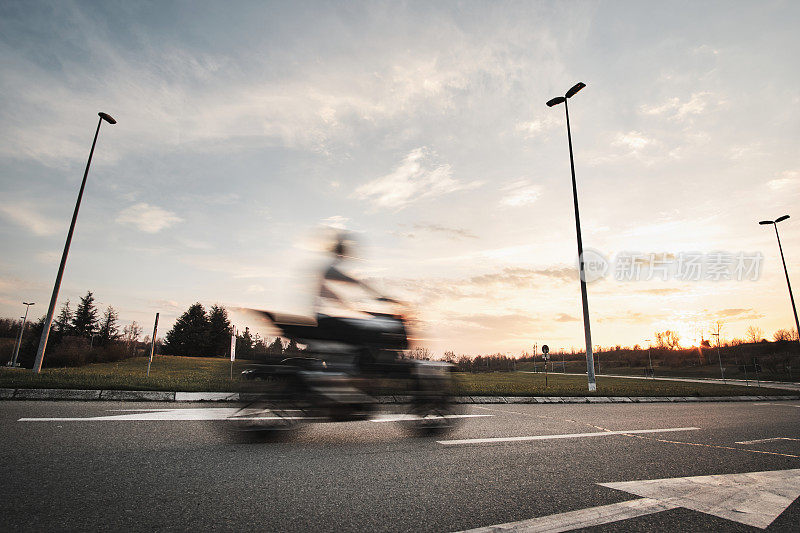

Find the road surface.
xmin=1 ymin=400 xmax=799 ymax=531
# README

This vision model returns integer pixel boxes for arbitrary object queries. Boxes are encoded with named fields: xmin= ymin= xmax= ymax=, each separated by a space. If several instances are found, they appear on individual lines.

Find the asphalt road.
xmin=1 ymin=400 xmax=799 ymax=532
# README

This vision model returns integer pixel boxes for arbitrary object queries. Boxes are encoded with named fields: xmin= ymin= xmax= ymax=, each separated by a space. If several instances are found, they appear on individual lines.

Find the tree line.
xmin=163 ymin=302 xmax=299 ymax=360
xmin=2 ymin=291 xmax=146 ymax=368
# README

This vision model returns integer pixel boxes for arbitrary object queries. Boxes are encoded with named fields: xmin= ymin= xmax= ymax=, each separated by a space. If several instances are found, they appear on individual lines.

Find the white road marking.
xmin=18 ymin=409 xmax=492 ymax=423
xmin=457 ymin=468 xmax=800 ymax=532
xmin=600 ymin=468 xmax=800 ymax=529
xmin=369 ymin=414 xmax=492 ymax=423
xmin=458 ymin=498 xmax=676 ymax=532
xmin=736 ymin=437 xmax=800 ymax=444
xmin=754 ymin=402 xmax=800 ymax=408
xmin=18 ymin=408 xmax=309 ymax=422
xmin=438 ymin=427 xmax=700 ymax=445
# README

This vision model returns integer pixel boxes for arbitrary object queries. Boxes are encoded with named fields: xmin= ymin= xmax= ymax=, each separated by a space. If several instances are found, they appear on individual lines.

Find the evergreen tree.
xmin=236 ymin=327 xmax=254 ymax=358
xmin=207 ymin=304 xmax=233 ymax=356
xmin=55 ymin=300 xmax=74 ymax=336
xmin=71 ymin=291 xmax=99 ymax=338
xmin=164 ymin=303 xmax=210 ymax=356
xmin=99 ymin=306 xmax=120 ymax=345
xmin=267 ymin=337 xmax=284 ymax=357
xmin=285 ymin=338 xmax=300 ymax=355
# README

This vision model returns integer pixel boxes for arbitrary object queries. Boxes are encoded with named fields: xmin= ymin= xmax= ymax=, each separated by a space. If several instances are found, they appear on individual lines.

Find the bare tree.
xmin=123 ymin=321 xmax=143 ymax=353
xmin=746 ymin=325 xmax=763 ymax=343
xmin=655 ymin=330 xmax=680 ymax=350
xmin=408 ymin=347 xmax=432 ymax=360
xmin=773 ymin=328 xmax=798 ymax=342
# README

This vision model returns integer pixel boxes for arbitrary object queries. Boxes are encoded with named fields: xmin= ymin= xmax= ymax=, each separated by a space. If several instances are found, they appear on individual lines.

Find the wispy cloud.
xmin=116 ymin=203 xmax=182 ymax=233
xmin=0 ymin=203 xmax=61 ymax=236
xmin=394 ymin=223 xmax=478 ymax=240
xmin=639 ymin=92 xmax=723 ymax=121
xmin=767 ymin=170 xmax=799 ymax=191
xmin=354 ymin=147 xmax=481 ymax=210
xmin=320 ymin=215 xmax=349 ymax=229
xmin=499 ymin=179 xmax=542 ymax=207
xmin=515 ymin=116 xmax=560 ymax=139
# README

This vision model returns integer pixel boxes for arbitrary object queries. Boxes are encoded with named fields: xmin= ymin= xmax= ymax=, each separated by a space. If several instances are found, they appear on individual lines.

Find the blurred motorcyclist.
xmin=315 ymin=233 xmax=404 ymax=370
xmin=316 ymin=232 xmax=397 ymax=319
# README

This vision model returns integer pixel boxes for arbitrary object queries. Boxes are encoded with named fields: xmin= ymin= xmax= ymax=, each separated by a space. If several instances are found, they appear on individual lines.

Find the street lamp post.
xmin=547 ymin=82 xmax=596 ymax=391
xmin=712 ymin=332 xmax=725 ymax=383
xmin=33 ymin=112 xmax=116 ymax=373
xmin=644 ymin=339 xmax=653 ymax=378
xmin=759 ymin=215 xmax=800 ymax=344
xmin=10 ymin=302 xmax=35 ymax=367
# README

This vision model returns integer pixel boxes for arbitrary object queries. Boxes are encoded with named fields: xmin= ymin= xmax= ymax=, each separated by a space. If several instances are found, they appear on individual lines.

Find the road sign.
xmin=542 ymin=344 xmax=549 ymax=354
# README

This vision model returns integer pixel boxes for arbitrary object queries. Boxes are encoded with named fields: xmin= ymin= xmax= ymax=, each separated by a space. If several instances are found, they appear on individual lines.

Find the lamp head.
xmin=98 ymin=112 xmax=117 ymax=125
xmin=759 ymin=220 xmax=773 ymax=225
xmin=775 ymin=214 xmax=790 ymax=223
xmin=565 ymin=82 xmax=586 ymax=98
xmin=546 ymin=96 xmax=566 ymax=107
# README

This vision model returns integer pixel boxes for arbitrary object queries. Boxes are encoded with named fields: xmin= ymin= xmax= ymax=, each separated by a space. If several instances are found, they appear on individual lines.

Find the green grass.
xmin=0 ymin=356 xmax=247 ymax=392
xmin=452 ymin=372 xmax=792 ymax=397
xmin=0 ymin=357 xmax=793 ymax=396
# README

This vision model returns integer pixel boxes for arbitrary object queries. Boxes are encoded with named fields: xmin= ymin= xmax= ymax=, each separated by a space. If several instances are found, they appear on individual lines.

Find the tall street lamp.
xmin=759 ymin=215 xmax=799 ymax=344
xmin=644 ymin=338 xmax=653 ymax=378
xmin=711 ymin=332 xmax=725 ymax=383
xmin=33 ymin=112 xmax=116 ymax=373
xmin=547 ymin=82 xmax=596 ymax=391
xmin=10 ymin=302 xmax=35 ymax=367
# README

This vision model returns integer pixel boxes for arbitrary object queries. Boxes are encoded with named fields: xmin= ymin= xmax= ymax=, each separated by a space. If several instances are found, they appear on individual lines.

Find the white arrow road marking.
xmin=600 ymin=468 xmax=800 ymax=529
xmin=458 ymin=498 xmax=677 ymax=532
xmin=736 ymin=437 xmax=800 ymax=445
xmin=457 ymin=469 xmax=800 ymax=532
xmin=19 ymin=408 xmax=298 ymax=421
xmin=437 ymin=427 xmax=699 ymax=445
xmin=17 ymin=409 xmax=491 ymax=423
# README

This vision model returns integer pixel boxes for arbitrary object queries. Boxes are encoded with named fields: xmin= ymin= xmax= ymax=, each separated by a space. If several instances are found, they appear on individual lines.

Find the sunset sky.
xmin=1 ymin=1 xmax=798 ymax=355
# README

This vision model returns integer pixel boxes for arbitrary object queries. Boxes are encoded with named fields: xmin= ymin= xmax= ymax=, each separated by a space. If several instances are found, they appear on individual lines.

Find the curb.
xmin=1 ymin=388 xmax=799 ymax=403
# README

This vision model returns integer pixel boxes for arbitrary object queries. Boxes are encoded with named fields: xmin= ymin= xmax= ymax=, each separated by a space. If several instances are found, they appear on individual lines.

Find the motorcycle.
xmin=222 ymin=305 xmax=460 ymax=439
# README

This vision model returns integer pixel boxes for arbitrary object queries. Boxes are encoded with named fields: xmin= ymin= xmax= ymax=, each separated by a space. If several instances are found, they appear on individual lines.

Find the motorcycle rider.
xmin=316 ymin=233 xmax=404 ymax=371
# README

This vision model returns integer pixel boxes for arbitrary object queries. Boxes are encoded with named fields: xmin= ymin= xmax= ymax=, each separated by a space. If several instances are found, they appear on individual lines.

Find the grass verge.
xmin=0 ymin=356 xmax=794 ymax=396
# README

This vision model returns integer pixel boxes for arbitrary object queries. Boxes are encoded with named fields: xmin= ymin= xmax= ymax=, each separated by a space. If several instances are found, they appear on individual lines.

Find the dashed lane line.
xmin=437 ymin=427 xmax=700 ymax=445
xmin=472 ymin=405 xmax=800 ymax=459
xmin=736 ymin=437 xmax=800 ymax=445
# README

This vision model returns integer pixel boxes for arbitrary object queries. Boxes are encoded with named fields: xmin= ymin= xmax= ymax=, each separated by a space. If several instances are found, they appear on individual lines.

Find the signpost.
xmin=230 ymin=327 xmax=237 ymax=379
xmin=146 ymin=313 xmax=158 ymax=378
xmin=542 ymin=344 xmax=550 ymax=387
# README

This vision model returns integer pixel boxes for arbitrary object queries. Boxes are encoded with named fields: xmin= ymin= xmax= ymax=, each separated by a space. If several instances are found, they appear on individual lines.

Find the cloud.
xmin=639 ymin=92 xmax=723 ymax=121
xmin=499 ymin=179 xmax=542 ymax=207
xmin=116 ymin=203 xmax=182 ymax=233
xmin=612 ymin=131 xmax=653 ymax=151
xmin=0 ymin=203 xmax=61 ymax=236
xmin=469 ymin=266 xmax=576 ymax=286
xmin=767 ymin=170 xmax=799 ymax=191
xmin=353 ymin=147 xmax=481 ymax=210
xmin=320 ymin=215 xmax=349 ymax=230
xmin=515 ymin=116 xmax=560 ymax=139
xmin=555 ymin=313 xmax=578 ymax=322
xmin=394 ymin=223 xmax=477 ymax=240
xmin=637 ymin=288 xmax=683 ymax=295
xmin=444 ymin=312 xmax=535 ymax=332
xmin=714 ymin=308 xmax=764 ymax=321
